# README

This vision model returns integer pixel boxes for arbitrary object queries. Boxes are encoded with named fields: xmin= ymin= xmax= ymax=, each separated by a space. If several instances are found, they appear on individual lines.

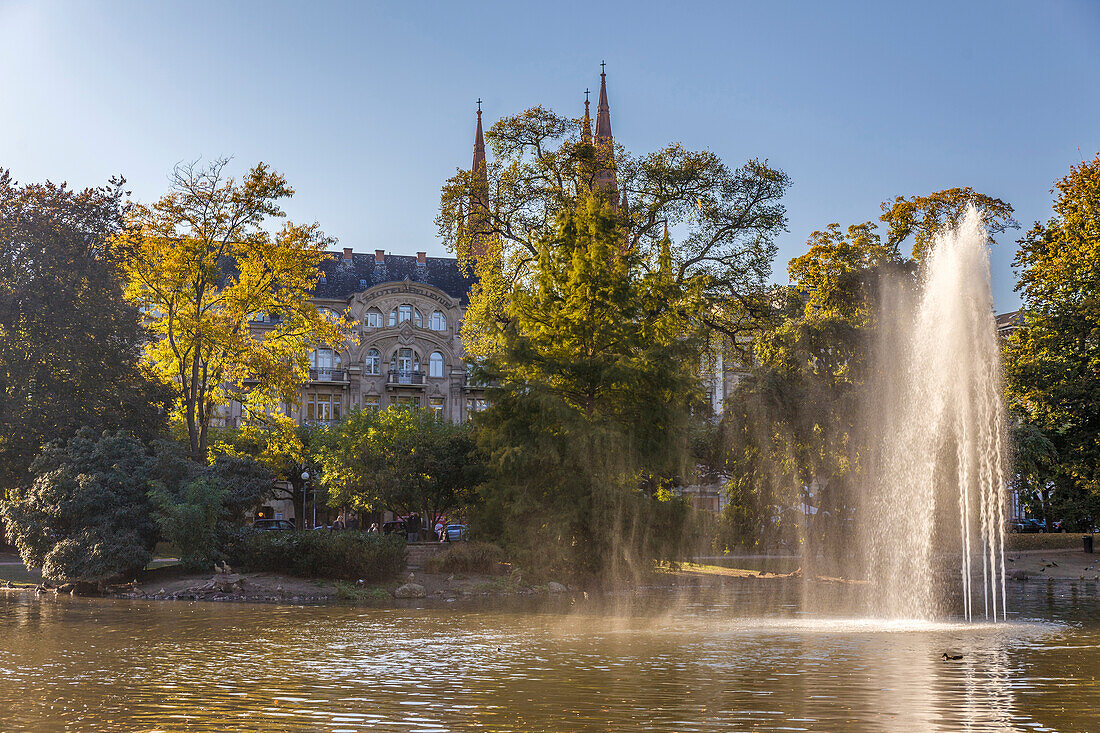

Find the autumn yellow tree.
xmin=118 ymin=159 xmax=349 ymax=460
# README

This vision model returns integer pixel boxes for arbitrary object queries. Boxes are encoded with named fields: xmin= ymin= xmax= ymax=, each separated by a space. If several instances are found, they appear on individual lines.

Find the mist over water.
xmin=862 ymin=207 xmax=1007 ymax=620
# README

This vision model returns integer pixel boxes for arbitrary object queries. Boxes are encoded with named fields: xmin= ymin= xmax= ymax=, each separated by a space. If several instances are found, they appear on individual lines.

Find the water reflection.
xmin=0 ymin=584 xmax=1096 ymax=732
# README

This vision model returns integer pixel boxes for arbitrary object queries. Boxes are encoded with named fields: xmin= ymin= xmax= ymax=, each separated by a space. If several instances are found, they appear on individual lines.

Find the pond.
xmin=1 ymin=582 xmax=1098 ymax=731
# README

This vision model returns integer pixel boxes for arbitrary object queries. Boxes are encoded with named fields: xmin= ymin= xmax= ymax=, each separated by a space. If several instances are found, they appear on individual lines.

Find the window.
xmin=363 ymin=395 xmax=380 ymax=411
xmin=466 ymin=397 xmax=488 ymax=416
xmin=429 ymin=352 xmax=445 ymax=378
xmin=429 ymin=397 xmax=444 ymax=418
xmin=364 ymin=348 xmax=381 ymax=375
xmin=310 ymin=349 xmax=341 ymax=380
xmin=318 ymin=307 xmax=341 ymax=324
xmin=305 ymin=393 xmax=341 ymax=423
xmin=364 ymin=309 xmax=383 ymax=328
xmin=388 ymin=304 xmax=423 ymax=327
xmin=394 ymin=395 xmax=419 ymax=411
xmin=429 ymin=311 xmax=447 ymax=331
xmin=392 ymin=348 xmax=418 ymax=374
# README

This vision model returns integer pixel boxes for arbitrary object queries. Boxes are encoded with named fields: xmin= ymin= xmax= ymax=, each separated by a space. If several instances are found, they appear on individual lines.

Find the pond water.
xmin=1 ymin=582 xmax=1098 ymax=732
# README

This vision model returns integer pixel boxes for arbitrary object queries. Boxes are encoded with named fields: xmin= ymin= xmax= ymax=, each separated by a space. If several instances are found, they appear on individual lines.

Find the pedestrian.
xmin=434 ymin=517 xmax=446 ymax=542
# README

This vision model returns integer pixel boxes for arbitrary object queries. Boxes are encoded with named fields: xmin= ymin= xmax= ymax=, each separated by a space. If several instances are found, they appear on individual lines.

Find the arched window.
xmin=429 ymin=352 xmax=445 ymax=378
xmin=364 ymin=308 xmax=383 ymax=328
xmin=392 ymin=348 xmax=419 ymax=374
xmin=318 ymin=307 xmax=341 ymax=324
xmin=429 ymin=311 xmax=447 ymax=331
xmin=413 ymin=308 xmax=423 ymax=327
xmin=364 ymin=348 xmax=381 ymax=375
xmin=388 ymin=308 xmax=397 ymax=327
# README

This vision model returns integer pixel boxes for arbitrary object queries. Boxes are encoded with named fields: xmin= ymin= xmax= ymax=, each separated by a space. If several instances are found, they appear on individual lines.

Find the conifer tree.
xmin=473 ymin=194 xmax=703 ymax=579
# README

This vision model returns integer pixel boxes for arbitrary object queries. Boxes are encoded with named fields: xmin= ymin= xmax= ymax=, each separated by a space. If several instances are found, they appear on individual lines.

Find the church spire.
xmin=594 ymin=62 xmax=618 ymax=207
xmin=581 ymin=88 xmax=592 ymax=145
xmin=595 ymin=61 xmax=612 ymax=144
xmin=468 ymin=100 xmax=491 ymax=257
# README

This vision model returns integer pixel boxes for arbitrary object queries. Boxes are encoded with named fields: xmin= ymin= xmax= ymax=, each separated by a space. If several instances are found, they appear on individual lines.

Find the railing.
xmin=387 ymin=369 xmax=425 ymax=386
xmin=309 ymin=368 xmax=347 ymax=382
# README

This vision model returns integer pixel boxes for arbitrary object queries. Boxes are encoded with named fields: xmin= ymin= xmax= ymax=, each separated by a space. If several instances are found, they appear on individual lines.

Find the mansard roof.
xmin=312 ymin=251 xmax=477 ymax=304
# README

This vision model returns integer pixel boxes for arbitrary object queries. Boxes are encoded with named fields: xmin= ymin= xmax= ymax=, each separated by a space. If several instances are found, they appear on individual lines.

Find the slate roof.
xmin=312 ymin=252 xmax=478 ymax=305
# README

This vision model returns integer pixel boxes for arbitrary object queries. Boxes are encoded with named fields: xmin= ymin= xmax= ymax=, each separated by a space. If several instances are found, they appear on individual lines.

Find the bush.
xmin=0 ymin=430 xmax=158 ymax=584
xmin=235 ymin=531 xmax=406 ymax=582
xmin=424 ymin=541 xmax=506 ymax=574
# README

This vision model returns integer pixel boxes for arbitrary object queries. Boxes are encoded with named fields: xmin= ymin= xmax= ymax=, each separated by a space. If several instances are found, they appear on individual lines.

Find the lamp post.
xmin=301 ymin=470 xmax=312 ymax=529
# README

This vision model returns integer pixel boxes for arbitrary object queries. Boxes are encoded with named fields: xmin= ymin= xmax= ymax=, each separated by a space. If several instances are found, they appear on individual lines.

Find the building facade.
xmin=220 ymin=248 xmax=485 ymax=428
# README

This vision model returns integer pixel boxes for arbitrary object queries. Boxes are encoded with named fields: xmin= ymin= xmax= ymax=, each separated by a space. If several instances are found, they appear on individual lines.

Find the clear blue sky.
xmin=3 ymin=1 xmax=1098 ymax=310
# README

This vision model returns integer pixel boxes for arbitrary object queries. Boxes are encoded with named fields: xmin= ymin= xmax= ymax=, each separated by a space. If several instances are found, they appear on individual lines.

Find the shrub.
xmin=0 ymin=430 xmax=158 ymax=584
xmin=424 ymin=541 xmax=506 ymax=574
xmin=235 ymin=531 xmax=406 ymax=582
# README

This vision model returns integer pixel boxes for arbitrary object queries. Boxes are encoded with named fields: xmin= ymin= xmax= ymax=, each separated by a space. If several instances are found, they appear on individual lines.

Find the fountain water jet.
xmin=862 ymin=206 xmax=1007 ymax=621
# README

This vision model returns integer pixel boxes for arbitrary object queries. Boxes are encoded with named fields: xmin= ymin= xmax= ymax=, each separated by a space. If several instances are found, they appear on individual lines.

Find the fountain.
xmin=862 ymin=206 xmax=1008 ymax=621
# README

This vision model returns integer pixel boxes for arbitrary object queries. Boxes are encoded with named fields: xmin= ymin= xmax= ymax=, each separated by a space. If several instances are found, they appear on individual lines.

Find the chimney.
xmin=374 ymin=249 xmax=385 ymax=263
xmin=416 ymin=251 xmax=427 ymax=265
xmin=342 ymin=247 xmax=353 ymax=261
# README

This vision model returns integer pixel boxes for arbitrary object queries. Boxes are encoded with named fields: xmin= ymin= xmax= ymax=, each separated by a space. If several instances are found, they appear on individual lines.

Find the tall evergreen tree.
xmin=473 ymin=195 xmax=702 ymax=579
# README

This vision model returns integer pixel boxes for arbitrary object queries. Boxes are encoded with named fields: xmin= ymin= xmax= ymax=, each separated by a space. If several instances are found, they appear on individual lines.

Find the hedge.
xmin=235 ymin=531 xmax=406 ymax=582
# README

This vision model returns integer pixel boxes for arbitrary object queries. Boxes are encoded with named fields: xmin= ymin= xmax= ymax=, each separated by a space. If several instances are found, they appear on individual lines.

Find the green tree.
xmin=146 ymin=438 xmax=273 ymax=566
xmin=880 ymin=187 xmax=1018 ymax=260
xmin=0 ymin=429 xmax=159 ymax=585
xmin=118 ymin=158 xmax=349 ymax=460
xmin=318 ymin=407 xmax=480 ymax=528
xmin=1006 ymin=154 xmax=1100 ymax=529
xmin=0 ymin=171 xmax=168 ymax=494
xmin=211 ymin=421 xmax=323 ymax=529
xmin=436 ymin=106 xmax=790 ymax=354
xmin=472 ymin=195 xmax=702 ymax=579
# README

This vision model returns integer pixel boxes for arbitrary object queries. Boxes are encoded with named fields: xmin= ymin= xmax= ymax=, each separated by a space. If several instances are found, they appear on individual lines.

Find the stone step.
xmin=406 ymin=542 xmax=447 ymax=570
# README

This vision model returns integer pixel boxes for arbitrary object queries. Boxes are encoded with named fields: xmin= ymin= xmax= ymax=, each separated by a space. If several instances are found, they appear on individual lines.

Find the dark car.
xmin=251 ymin=519 xmax=296 ymax=531
xmin=444 ymin=524 xmax=469 ymax=542
xmin=1009 ymin=518 xmax=1042 ymax=534
xmin=381 ymin=520 xmax=406 ymax=536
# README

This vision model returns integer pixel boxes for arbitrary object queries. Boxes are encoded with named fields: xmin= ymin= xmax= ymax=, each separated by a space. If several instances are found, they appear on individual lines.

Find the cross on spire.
xmin=476 ymin=98 xmax=482 ymax=114
xmin=600 ymin=60 xmax=606 ymax=74
xmin=585 ymin=88 xmax=590 ymax=102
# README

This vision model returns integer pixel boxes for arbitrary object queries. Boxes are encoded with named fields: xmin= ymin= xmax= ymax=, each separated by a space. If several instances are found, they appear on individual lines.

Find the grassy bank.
xmin=1005 ymin=533 xmax=1089 ymax=551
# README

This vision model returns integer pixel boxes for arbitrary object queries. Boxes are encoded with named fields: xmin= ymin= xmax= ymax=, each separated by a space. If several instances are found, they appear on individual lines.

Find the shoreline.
xmin=4 ymin=548 xmax=1097 ymax=607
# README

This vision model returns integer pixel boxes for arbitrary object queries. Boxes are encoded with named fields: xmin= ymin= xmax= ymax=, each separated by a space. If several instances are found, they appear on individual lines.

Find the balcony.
xmin=309 ymin=368 xmax=348 ymax=383
xmin=386 ymin=369 xmax=425 ymax=388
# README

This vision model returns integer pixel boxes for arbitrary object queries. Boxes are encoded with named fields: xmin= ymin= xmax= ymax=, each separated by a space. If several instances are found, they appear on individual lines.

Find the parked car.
xmin=381 ymin=520 xmax=406 ymax=536
xmin=444 ymin=524 xmax=469 ymax=542
xmin=1009 ymin=518 xmax=1042 ymax=534
xmin=251 ymin=519 xmax=296 ymax=531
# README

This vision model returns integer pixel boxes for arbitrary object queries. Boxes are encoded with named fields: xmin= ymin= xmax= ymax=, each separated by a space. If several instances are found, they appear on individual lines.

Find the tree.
xmin=1006 ymin=154 xmax=1100 ymax=529
xmin=211 ymin=421 xmax=323 ymax=529
xmin=118 ymin=159 xmax=348 ymax=460
xmin=0 ymin=430 xmax=159 ymax=585
xmin=147 ymin=442 xmax=273 ymax=568
xmin=318 ymin=407 xmax=480 ymax=528
xmin=880 ymin=187 xmax=1018 ymax=260
xmin=436 ymin=106 xmax=790 ymax=355
xmin=471 ymin=195 xmax=703 ymax=579
xmin=0 ymin=171 xmax=168 ymax=494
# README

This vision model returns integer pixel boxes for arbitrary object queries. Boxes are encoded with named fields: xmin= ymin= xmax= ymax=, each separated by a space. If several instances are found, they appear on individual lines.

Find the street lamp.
xmin=301 ymin=470 xmax=313 ymax=529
